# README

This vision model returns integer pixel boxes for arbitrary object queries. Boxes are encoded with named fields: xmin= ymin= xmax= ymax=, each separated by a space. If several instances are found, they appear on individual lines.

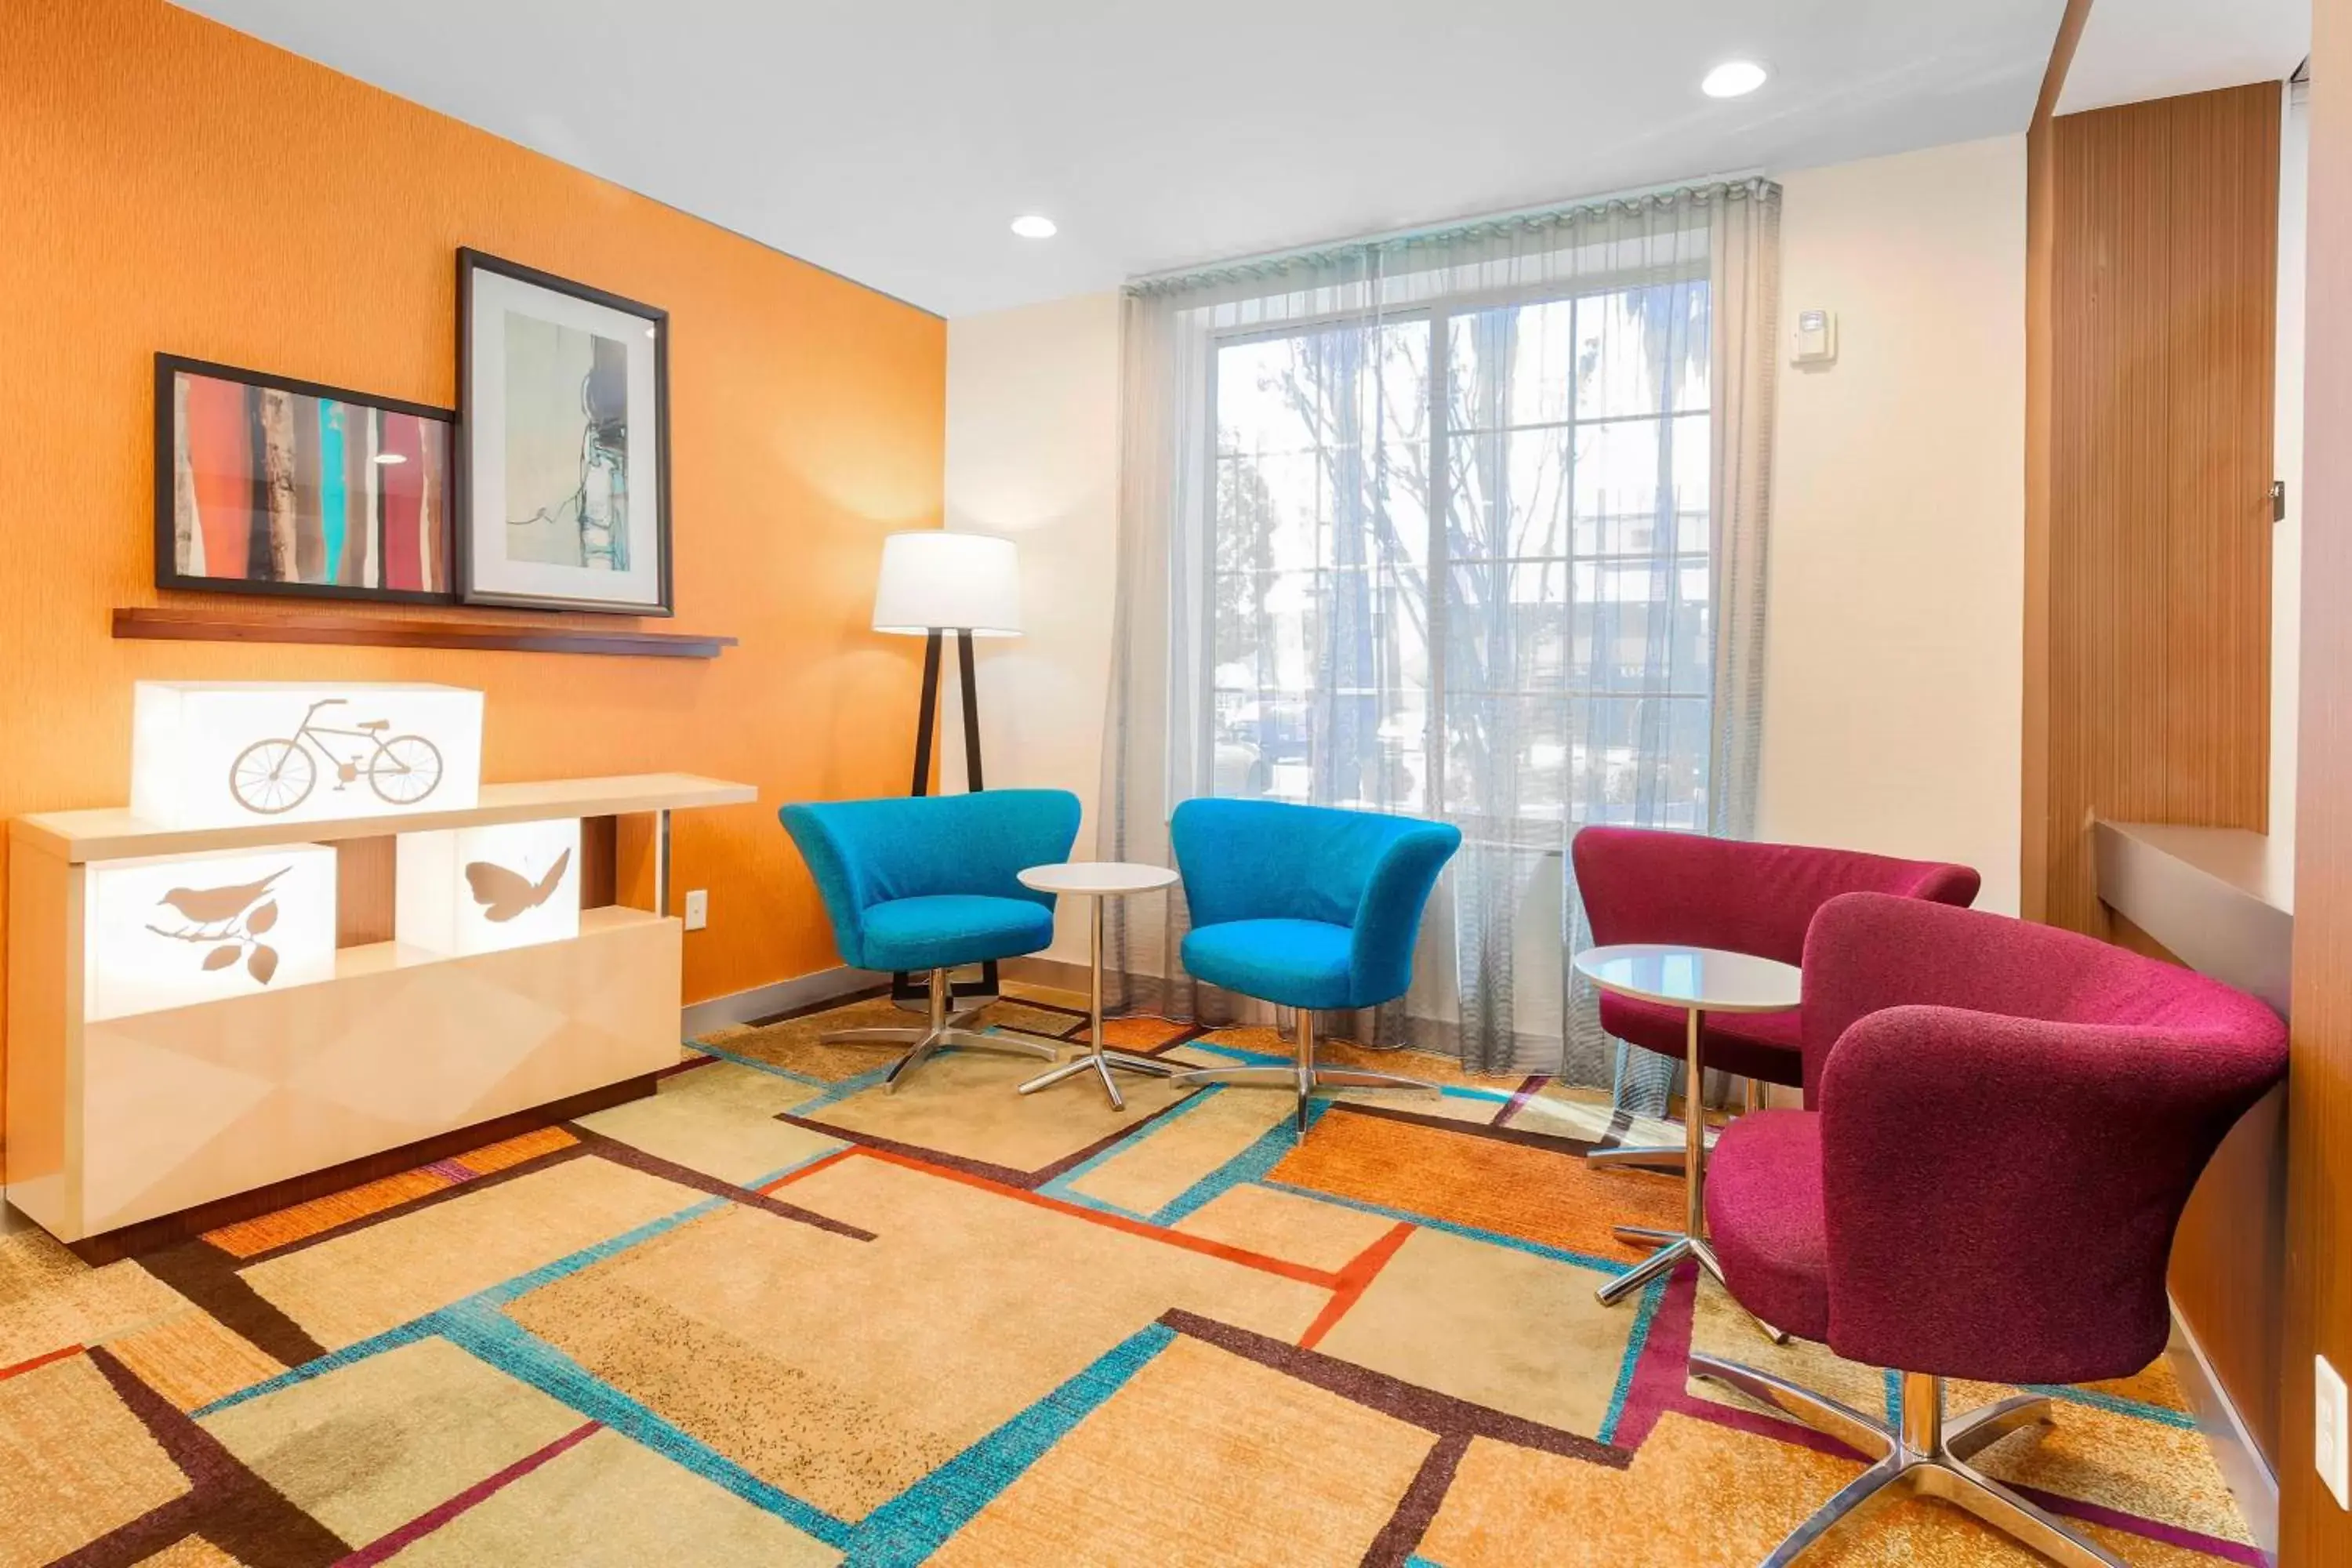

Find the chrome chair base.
xmin=1168 ymin=1011 xmax=1439 ymax=1131
xmin=818 ymin=971 xmax=1059 ymax=1094
xmin=1018 ymin=1047 xmax=1181 ymax=1112
xmin=1600 ymin=1228 xmax=1790 ymax=1344
xmin=1690 ymin=1358 xmax=2122 ymax=1568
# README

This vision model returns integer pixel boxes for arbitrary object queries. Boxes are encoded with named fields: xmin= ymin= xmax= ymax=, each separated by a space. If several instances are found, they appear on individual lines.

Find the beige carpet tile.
xmin=379 ymin=1426 xmax=840 ymax=1567
xmin=575 ymin=1061 xmax=840 ymax=1185
xmin=0 ymin=1228 xmax=192 ymax=1370
xmin=238 ymin=1159 xmax=703 ymax=1351
xmin=199 ymin=1337 xmax=583 ymax=1548
xmin=0 ymin=1353 xmax=190 ymax=1568
xmin=1171 ymin=1183 xmax=1403 ymax=1274
xmin=1311 ymin=1226 xmax=1635 ymax=1439
xmin=103 ymin=1308 xmax=286 ymax=1412
xmin=928 ymin=1334 xmax=1435 ymax=1567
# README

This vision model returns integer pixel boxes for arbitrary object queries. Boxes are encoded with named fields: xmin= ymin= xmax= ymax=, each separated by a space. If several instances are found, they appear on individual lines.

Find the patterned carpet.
xmin=0 ymin=984 xmax=2259 ymax=1566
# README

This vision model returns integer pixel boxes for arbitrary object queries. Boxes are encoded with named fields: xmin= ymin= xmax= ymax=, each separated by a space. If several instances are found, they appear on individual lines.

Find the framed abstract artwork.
xmin=154 ymin=354 xmax=456 ymax=604
xmin=456 ymin=249 xmax=671 ymax=615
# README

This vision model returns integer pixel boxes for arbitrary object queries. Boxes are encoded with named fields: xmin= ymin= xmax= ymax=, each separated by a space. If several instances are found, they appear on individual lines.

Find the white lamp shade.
xmin=872 ymin=532 xmax=1022 ymax=637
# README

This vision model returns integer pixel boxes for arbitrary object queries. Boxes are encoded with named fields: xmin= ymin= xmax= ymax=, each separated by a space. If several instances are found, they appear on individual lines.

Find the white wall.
xmin=2273 ymin=77 xmax=2308 ymax=862
xmin=940 ymin=292 xmax=1123 ymax=965
xmin=1758 ymin=135 xmax=2028 ymax=913
xmin=942 ymin=136 xmax=2034 ymax=942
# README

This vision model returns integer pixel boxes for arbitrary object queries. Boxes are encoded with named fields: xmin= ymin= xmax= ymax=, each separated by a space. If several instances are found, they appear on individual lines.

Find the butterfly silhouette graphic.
xmin=464 ymin=849 xmax=573 ymax=923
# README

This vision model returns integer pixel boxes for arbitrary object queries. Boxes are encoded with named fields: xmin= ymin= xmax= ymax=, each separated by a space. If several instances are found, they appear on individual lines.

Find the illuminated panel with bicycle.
xmin=132 ymin=681 xmax=484 ymax=829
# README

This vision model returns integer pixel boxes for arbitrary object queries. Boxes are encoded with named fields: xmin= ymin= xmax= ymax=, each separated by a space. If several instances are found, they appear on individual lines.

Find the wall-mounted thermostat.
xmin=1792 ymin=309 xmax=1838 ymax=365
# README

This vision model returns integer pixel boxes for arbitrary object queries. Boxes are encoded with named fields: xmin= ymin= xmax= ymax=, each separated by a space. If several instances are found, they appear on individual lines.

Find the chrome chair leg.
xmin=936 ymin=1027 xmax=1062 ymax=1059
xmin=819 ymin=1026 xmax=927 ymax=1047
xmin=877 ymin=970 xmax=1062 ymax=1093
xmin=1585 ymin=1144 xmax=1690 ymax=1173
xmin=1168 ymin=1011 xmax=1439 ymax=1132
xmin=1921 ymin=1457 xmax=2129 ymax=1568
xmin=1690 ymin=1359 xmax=2117 ymax=1566
xmin=1942 ymin=1392 xmax=2055 ymax=1462
xmin=1689 ymin=1354 xmax=1892 ymax=1458
xmin=1759 ymin=1457 xmax=1909 ymax=1568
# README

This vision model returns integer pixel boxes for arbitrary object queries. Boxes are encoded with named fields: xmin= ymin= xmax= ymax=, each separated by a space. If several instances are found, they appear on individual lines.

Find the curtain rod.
xmin=1126 ymin=165 xmax=1769 ymax=289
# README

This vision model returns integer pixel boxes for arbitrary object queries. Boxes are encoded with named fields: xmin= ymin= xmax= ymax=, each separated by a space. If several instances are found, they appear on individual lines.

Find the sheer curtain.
xmin=1100 ymin=181 xmax=1779 ymax=1090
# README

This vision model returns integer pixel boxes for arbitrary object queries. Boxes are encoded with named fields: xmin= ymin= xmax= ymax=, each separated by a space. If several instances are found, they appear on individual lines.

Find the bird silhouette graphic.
xmin=464 ymin=849 xmax=572 ymax=923
xmin=156 ymin=869 xmax=286 ymax=924
xmin=147 ymin=868 xmax=289 ymax=986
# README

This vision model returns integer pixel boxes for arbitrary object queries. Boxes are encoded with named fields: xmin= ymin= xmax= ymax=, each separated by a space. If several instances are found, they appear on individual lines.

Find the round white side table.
xmin=1014 ymin=862 xmax=1181 ymax=1111
xmin=1574 ymin=944 xmax=1801 ymax=1312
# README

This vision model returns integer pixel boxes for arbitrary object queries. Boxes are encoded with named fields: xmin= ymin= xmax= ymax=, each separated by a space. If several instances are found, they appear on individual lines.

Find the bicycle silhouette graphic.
xmin=229 ymin=698 xmax=444 ymax=815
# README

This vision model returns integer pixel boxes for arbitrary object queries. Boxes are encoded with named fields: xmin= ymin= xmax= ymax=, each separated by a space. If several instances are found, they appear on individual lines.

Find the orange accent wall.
xmin=0 ymin=2 xmax=942 ymax=1047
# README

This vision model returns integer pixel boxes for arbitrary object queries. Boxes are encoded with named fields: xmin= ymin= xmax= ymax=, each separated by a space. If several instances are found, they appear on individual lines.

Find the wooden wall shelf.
xmin=114 ymin=607 xmax=737 ymax=660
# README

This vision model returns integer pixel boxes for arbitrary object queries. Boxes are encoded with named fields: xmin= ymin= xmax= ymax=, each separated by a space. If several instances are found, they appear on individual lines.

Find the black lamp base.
xmin=895 ymin=626 xmax=1000 ymax=1011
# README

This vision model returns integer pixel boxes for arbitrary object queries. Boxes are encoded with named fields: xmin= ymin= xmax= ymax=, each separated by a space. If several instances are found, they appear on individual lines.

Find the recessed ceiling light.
xmin=1702 ymin=60 xmax=1768 ymax=98
xmin=1011 ymin=214 xmax=1058 ymax=240
xmin=372 ymin=452 xmax=407 ymax=465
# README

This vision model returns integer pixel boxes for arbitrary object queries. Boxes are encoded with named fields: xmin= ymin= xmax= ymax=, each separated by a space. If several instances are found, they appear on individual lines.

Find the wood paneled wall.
xmin=2285 ymin=5 xmax=2352 ymax=1561
xmin=2027 ymin=83 xmax=2281 ymax=938
xmin=2024 ymin=71 xmax=2288 ymax=1481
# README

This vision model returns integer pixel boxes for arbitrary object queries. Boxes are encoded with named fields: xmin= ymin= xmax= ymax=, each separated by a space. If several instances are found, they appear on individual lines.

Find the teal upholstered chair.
xmin=779 ymin=789 xmax=1080 ymax=1092
xmin=1167 ymin=798 xmax=1463 ymax=1129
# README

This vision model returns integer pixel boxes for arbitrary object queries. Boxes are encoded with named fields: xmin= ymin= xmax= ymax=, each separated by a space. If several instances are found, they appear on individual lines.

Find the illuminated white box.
xmin=132 ymin=682 xmax=484 ymax=830
xmin=85 ymin=844 xmax=337 ymax=1022
xmin=396 ymin=817 xmax=581 ymax=957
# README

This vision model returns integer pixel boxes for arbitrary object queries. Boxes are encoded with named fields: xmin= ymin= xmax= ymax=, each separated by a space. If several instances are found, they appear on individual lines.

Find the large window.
xmin=1207 ymin=278 xmax=1714 ymax=835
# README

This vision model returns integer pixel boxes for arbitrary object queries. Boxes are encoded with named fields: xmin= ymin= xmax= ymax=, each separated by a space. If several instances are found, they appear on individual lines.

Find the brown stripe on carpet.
xmin=59 ymin=1347 xmax=348 ymax=1568
xmin=1359 ymin=1431 xmax=1469 ymax=1568
xmin=1160 ymin=1308 xmax=1630 ymax=1469
xmin=1321 ymin=1097 xmax=1602 ymax=1153
xmin=770 ymin=1112 xmax=1042 ymax=1189
xmin=568 ymin=1128 xmax=877 ymax=1240
xmin=220 ymin=1144 xmax=593 ymax=1268
xmin=135 ymin=1244 xmax=326 ymax=1371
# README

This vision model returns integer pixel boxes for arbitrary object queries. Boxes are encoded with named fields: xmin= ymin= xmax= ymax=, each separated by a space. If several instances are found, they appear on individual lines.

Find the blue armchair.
xmin=1167 ymin=798 xmax=1462 ymax=1129
xmin=779 ymin=789 xmax=1080 ymax=1092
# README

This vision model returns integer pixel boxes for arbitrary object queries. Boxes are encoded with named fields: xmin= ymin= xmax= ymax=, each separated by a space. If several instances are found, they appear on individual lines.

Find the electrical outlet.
xmin=2318 ymin=1354 xmax=2350 ymax=1510
xmin=683 ymin=889 xmax=708 ymax=931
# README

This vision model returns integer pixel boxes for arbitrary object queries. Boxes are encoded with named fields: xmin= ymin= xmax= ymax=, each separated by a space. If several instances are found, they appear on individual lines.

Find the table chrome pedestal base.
xmin=1018 ymin=1047 xmax=1181 ymax=1112
xmin=1688 ymin=1359 xmax=2117 ymax=1567
xmin=819 ymin=970 xmax=1059 ymax=1094
xmin=1169 ymin=1011 xmax=1439 ymax=1132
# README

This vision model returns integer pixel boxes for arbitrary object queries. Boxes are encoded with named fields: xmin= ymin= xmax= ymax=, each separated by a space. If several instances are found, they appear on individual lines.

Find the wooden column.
xmin=2285 ymin=3 xmax=2352 ymax=1560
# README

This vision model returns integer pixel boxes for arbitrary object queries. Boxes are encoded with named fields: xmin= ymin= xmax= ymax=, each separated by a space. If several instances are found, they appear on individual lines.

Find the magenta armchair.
xmin=1570 ymin=826 xmax=1979 ymax=1176
xmin=1695 ymin=894 xmax=2287 ymax=1567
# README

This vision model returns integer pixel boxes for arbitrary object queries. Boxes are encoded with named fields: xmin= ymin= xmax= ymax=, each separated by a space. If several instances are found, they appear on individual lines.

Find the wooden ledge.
xmin=114 ymin=606 xmax=736 ymax=659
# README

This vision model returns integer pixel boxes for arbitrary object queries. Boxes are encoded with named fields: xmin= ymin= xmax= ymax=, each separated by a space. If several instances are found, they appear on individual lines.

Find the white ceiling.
xmin=2057 ymin=0 xmax=2307 ymax=117
xmin=174 ymin=0 xmax=2070 ymax=318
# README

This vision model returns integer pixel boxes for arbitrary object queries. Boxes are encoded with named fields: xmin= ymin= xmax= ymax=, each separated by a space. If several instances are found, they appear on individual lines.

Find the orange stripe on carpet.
xmin=851 ymin=1145 xmax=1345 ymax=1289
xmin=0 ymin=1343 xmax=82 ymax=1383
xmin=202 ymin=1168 xmax=455 ymax=1258
xmin=1297 ymin=1220 xmax=1415 ymax=1351
xmin=448 ymin=1124 xmax=578 ymax=1176
xmin=1269 ymin=1108 xmax=1682 ymax=1261
xmin=756 ymin=1147 xmax=859 ymax=1192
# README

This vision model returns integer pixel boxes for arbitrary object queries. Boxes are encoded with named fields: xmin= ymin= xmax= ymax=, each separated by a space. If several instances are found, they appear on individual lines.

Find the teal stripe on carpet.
xmin=850 ymin=1321 xmax=1176 ymax=1566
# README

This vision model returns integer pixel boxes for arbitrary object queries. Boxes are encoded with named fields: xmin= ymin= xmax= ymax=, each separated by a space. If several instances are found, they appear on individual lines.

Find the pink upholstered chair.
xmin=1570 ymin=826 xmax=1980 ymax=1173
xmin=1694 ymin=894 xmax=2288 ymax=1566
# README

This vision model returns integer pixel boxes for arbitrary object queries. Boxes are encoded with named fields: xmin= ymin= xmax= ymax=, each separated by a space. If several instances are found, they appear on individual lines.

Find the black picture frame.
xmin=454 ymin=248 xmax=673 ymax=616
xmin=153 ymin=353 xmax=459 ymax=607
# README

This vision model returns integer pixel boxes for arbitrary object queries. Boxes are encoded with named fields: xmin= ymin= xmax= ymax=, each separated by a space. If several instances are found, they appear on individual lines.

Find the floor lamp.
xmin=872 ymin=530 xmax=1024 ymax=1007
